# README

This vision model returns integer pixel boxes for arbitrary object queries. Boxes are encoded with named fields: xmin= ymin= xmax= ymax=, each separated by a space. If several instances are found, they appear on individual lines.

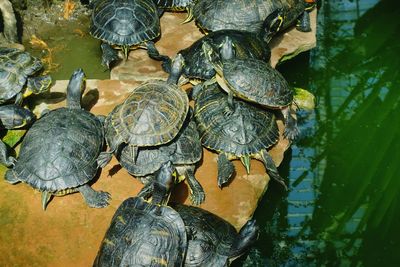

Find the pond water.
xmin=234 ymin=0 xmax=400 ymax=266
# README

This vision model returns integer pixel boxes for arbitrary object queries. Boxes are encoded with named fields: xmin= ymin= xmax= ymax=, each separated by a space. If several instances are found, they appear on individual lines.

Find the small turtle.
xmin=194 ymin=83 xmax=286 ymax=189
xmin=90 ymin=0 xmax=168 ymax=68
xmin=173 ymin=203 xmax=259 ymax=266
xmin=5 ymin=69 xmax=111 ymax=210
xmin=0 ymin=104 xmax=35 ymax=167
xmin=98 ymin=54 xmax=189 ymax=168
xmin=93 ymin=161 xmax=188 ymax=267
xmin=192 ymin=0 xmax=314 ymax=33
xmin=201 ymin=37 xmax=299 ymax=140
xmin=118 ymin=111 xmax=205 ymax=205
xmin=161 ymin=9 xmax=284 ymax=83
xmin=0 ymin=48 xmax=52 ymax=105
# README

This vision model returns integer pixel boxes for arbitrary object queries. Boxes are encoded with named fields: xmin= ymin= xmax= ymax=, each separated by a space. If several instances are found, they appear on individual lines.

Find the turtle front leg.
xmin=146 ymin=41 xmax=170 ymax=62
xmin=296 ymin=11 xmax=312 ymax=32
xmin=78 ymin=184 xmax=111 ymax=208
xmin=14 ymin=92 xmax=23 ymax=106
xmin=282 ymin=106 xmax=299 ymax=141
xmin=217 ymin=153 xmax=235 ymax=188
xmin=4 ymin=169 xmax=20 ymax=184
xmin=0 ymin=140 xmax=16 ymax=167
xmin=137 ymin=174 xmax=155 ymax=199
xmin=100 ymin=43 xmax=119 ymax=69
xmin=177 ymin=165 xmax=205 ymax=205
xmin=259 ymin=149 xmax=287 ymax=190
xmin=224 ymin=91 xmax=236 ymax=116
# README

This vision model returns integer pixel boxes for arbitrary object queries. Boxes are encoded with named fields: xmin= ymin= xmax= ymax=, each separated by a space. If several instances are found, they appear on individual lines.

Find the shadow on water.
xmin=236 ymin=0 xmax=400 ymax=266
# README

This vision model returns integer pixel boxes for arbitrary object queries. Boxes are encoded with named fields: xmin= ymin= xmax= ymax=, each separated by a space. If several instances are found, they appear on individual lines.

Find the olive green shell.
xmin=105 ymin=80 xmax=189 ymax=149
xmin=222 ymin=57 xmax=293 ymax=108
xmin=93 ymin=197 xmax=187 ymax=267
xmin=0 ymin=48 xmax=43 ymax=103
xmin=194 ymin=84 xmax=279 ymax=156
xmin=90 ymin=0 xmax=160 ymax=46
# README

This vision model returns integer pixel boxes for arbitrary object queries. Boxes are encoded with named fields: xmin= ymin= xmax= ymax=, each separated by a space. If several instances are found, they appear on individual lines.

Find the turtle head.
xmin=228 ymin=219 xmax=259 ymax=263
xmin=219 ymin=36 xmax=235 ymax=61
xmin=25 ymin=74 xmax=52 ymax=97
xmin=151 ymin=161 xmax=178 ymax=205
xmin=202 ymin=41 xmax=222 ymax=72
xmin=0 ymin=104 xmax=35 ymax=129
xmin=167 ymin=53 xmax=185 ymax=84
xmin=66 ymin=68 xmax=86 ymax=109
xmin=261 ymin=8 xmax=285 ymax=43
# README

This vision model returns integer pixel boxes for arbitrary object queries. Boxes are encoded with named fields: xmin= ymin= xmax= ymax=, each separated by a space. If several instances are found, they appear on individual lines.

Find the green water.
xmin=234 ymin=0 xmax=400 ymax=266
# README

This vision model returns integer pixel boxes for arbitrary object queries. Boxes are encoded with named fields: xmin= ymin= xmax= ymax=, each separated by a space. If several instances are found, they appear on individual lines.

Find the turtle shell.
xmin=90 ymin=0 xmax=160 ymax=46
xmin=0 ymin=48 xmax=43 ymax=103
xmin=93 ymin=197 xmax=187 ymax=267
xmin=172 ymin=119 xmax=202 ymax=165
xmin=179 ymin=29 xmax=271 ymax=80
xmin=193 ymin=0 xmax=279 ymax=33
xmin=221 ymin=57 xmax=293 ymax=108
xmin=173 ymin=203 xmax=238 ymax=266
xmin=194 ymin=84 xmax=279 ymax=156
xmin=9 ymin=108 xmax=104 ymax=192
xmin=105 ymin=80 xmax=189 ymax=149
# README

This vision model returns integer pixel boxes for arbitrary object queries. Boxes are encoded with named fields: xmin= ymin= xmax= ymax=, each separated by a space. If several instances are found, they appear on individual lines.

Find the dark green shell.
xmin=193 ymin=0 xmax=308 ymax=33
xmin=8 ymin=107 xmax=104 ymax=192
xmin=90 ymin=0 xmax=160 ymax=46
xmin=94 ymin=197 xmax=187 ymax=267
xmin=105 ymin=80 xmax=189 ymax=149
xmin=194 ymin=84 xmax=279 ymax=156
xmin=222 ymin=57 xmax=293 ymax=108
xmin=173 ymin=203 xmax=238 ymax=266
xmin=0 ymin=48 xmax=43 ymax=103
xmin=179 ymin=30 xmax=271 ymax=80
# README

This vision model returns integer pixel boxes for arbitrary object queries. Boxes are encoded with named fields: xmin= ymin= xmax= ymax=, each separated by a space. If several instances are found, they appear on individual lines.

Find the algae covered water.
xmin=235 ymin=0 xmax=400 ymax=266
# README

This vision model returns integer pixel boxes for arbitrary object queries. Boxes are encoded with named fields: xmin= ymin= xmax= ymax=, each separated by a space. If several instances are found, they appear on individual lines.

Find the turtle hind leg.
xmin=97 ymin=151 xmax=113 ymax=168
xmin=217 ymin=153 xmax=235 ymax=188
xmin=78 ymin=184 xmax=111 ymax=208
xmin=296 ymin=11 xmax=312 ymax=32
xmin=229 ymin=219 xmax=259 ymax=259
xmin=282 ymin=106 xmax=300 ymax=141
xmin=4 ymin=169 xmax=20 ymax=184
xmin=260 ymin=150 xmax=287 ymax=190
xmin=177 ymin=165 xmax=205 ymax=205
xmin=0 ymin=140 xmax=16 ymax=168
xmin=100 ymin=43 xmax=119 ymax=69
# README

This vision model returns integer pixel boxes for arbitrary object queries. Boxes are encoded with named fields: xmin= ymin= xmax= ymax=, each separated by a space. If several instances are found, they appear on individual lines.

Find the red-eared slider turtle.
xmin=93 ymin=161 xmax=188 ymax=267
xmin=90 ymin=0 xmax=168 ymax=68
xmin=194 ymin=83 xmax=286 ymax=189
xmin=118 ymin=111 xmax=205 ymax=205
xmin=98 ymin=54 xmax=189 ymax=168
xmin=192 ymin=0 xmax=314 ymax=33
xmin=5 ymin=69 xmax=111 ymax=210
xmin=0 ymin=48 xmax=52 ymax=104
xmin=0 ymin=104 xmax=35 ymax=167
xmin=202 ymin=38 xmax=299 ymax=140
xmin=172 ymin=203 xmax=259 ymax=266
xmin=161 ymin=9 xmax=284 ymax=83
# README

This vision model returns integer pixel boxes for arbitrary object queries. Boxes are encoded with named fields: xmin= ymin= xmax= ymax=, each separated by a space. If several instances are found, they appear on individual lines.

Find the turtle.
xmin=161 ymin=9 xmax=284 ymax=84
xmin=172 ymin=203 xmax=259 ymax=266
xmin=201 ymin=37 xmax=299 ymax=140
xmin=194 ymin=82 xmax=287 ymax=189
xmin=4 ymin=68 xmax=111 ymax=210
xmin=117 ymin=110 xmax=205 ymax=205
xmin=93 ymin=161 xmax=188 ymax=267
xmin=98 ymin=54 xmax=189 ymax=168
xmin=192 ymin=0 xmax=315 ymax=33
xmin=0 ymin=104 xmax=35 ymax=167
xmin=90 ymin=0 xmax=169 ymax=68
xmin=0 ymin=47 xmax=52 ymax=105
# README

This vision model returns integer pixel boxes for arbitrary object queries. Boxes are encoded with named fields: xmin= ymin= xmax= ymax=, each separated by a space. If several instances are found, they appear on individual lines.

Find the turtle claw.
xmin=5 ymin=169 xmax=20 ymax=184
xmin=86 ymin=191 xmax=111 ymax=208
xmin=284 ymin=124 xmax=300 ymax=141
xmin=190 ymin=190 xmax=205 ymax=206
xmin=223 ymin=106 xmax=234 ymax=117
xmin=97 ymin=152 xmax=112 ymax=168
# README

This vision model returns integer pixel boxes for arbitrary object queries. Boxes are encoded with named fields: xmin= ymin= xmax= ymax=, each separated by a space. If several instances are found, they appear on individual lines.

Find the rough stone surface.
xmin=0 ymin=9 xmax=316 ymax=267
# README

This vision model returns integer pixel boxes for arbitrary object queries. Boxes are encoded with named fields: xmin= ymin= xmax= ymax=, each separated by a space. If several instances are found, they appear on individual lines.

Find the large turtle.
xmin=0 ymin=48 xmax=52 ymax=104
xmin=194 ymin=83 xmax=286 ymax=189
xmin=0 ymin=104 xmax=35 ymax=167
xmin=201 ymin=38 xmax=299 ymax=140
xmin=98 ymin=54 xmax=189 ymax=168
xmin=192 ymin=0 xmax=314 ymax=33
xmin=90 ymin=0 xmax=168 ymax=68
xmin=93 ymin=161 xmax=188 ymax=267
xmin=172 ymin=203 xmax=259 ymax=266
xmin=118 ymin=110 xmax=205 ymax=205
xmin=5 ymin=69 xmax=111 ymax=210
xmin=161 ymin=9 xmax=284 ymax=83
